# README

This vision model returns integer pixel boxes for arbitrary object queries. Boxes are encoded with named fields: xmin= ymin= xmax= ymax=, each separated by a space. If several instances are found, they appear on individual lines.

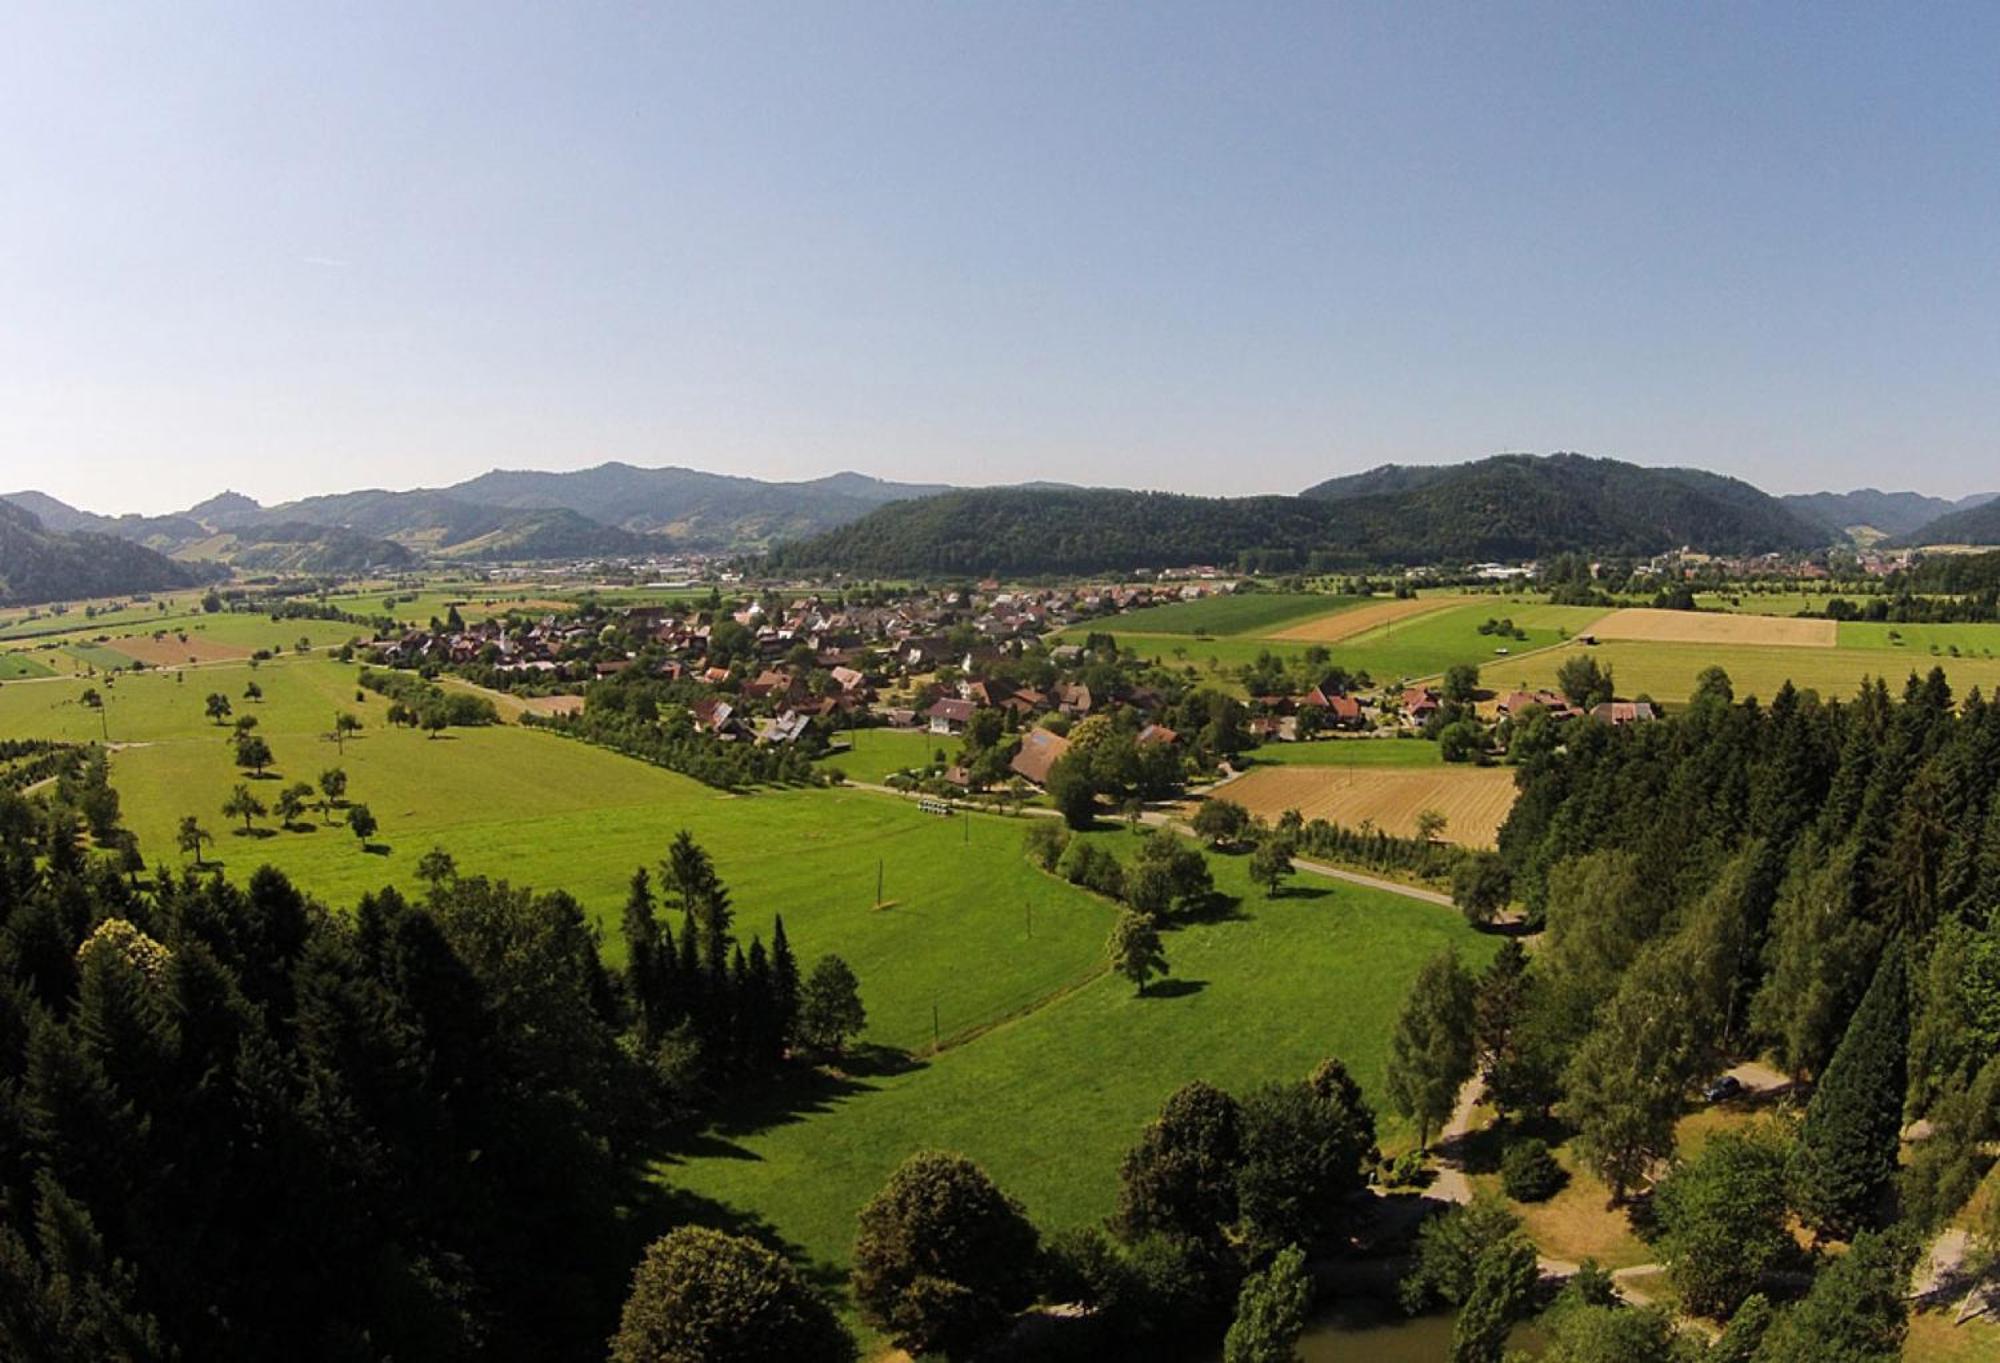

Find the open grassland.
xmin=0 ymin=652 xmax=54 ymax=679
xmin=1099 ymin=592 xmax=1362 ymax=637
xmin=2 ymin=657 xmax=1119 ymax=1053
xmin=1215 ymin=763 xmax=1518 ymax=847
xmin=1241 ymin=738 xmax=1445 ymax=768
xmin=663 ymin=845 xmax=1497 ymax=1285
xmin=1589 ymin=607 xmax=1836 ymax=647
xmin=1325 ymin=602 xmax=1603 ymax=684
xmin=1267 ymin=595 xmax=1472 ymax=643
xmin=109 ymin=632 xmax=252 ymax=665
xmin=1483 ymin=638 xmax=2000 ymax=706
xmin=1837 ymin=620 xmax=2000 ymax=657
xmin=818 ymin=727 xmax=948 ymax=784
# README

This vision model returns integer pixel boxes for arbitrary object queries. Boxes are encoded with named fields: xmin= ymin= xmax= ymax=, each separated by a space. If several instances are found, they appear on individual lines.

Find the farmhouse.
xmin=1590 ymin=701 xmax=1658 ymax=726
xmin=1499 ymin=689 xmax=1579 ymax=721
xmin=1010 ymin=727 xmax=1073 ymax=787
xmin=927 ymin=697 xmax=978 ymax=736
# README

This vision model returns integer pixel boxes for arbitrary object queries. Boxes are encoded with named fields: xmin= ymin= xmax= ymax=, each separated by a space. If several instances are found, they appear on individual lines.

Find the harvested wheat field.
xmin=108 ymin=633 xmax=252 ymax=666
xmin=1588 ymin=608 xmax=1835 ymax=648
xmin=1210 ymin=763 xmax=1519 ymax=848
xmin=1267 ymin=595 xmax=1473 ymax=644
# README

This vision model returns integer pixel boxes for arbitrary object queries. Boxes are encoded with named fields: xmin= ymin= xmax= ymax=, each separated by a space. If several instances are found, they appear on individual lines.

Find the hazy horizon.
xmin=6 ymin=4 xmax=1998 ymax=514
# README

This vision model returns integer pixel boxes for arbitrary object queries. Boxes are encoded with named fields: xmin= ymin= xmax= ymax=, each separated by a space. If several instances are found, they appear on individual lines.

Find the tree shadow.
xmin=1174 ymin=891 xmax=1246 ymax=925
xmin=659 ymin=1045 xmax=922 ymax=1155
xmin=1143 ymin=978 xmax=1208 ymax=1000
xmin=1276 ymin=882 xmax=1334 ymax=901
xmin=362 ymin=842 xmax=391 ymax=856
xmin=231 ymin=827 xmax=278 ymax=840
xmin=244 ymin=770 xmax=284 ymax=781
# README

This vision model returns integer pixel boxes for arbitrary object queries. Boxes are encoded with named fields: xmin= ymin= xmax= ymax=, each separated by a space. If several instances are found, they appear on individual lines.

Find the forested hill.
xmin=1301 ymin=453 xmax=1828 ymax=553
xmin=770 ymin=454 xmax=1832 ymax=575
xmin=1781 ymin=487 xmax=1995 ymax=540
xmin=0 ymin=500 xmax=209 ymax=605
xmin=1890 ymin=497 xmax=2000 ymax=548
xmin=767 ymin=489 xmax=1346 ymax=575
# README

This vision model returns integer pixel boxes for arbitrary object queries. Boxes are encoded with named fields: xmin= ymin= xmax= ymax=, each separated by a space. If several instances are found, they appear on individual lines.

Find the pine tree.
xmin=1791 ymin=939 xmax=1909 ymax=1240
xmin=622 ymin=868 xmax=662 ymax=1046
xmin=770 ymin=914 xmax=801 ymax=1054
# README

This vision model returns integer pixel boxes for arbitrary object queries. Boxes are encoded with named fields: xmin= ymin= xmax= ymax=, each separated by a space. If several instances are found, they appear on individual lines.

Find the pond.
xmin=1286 ymin=1299 xmax=1546 ymax=1362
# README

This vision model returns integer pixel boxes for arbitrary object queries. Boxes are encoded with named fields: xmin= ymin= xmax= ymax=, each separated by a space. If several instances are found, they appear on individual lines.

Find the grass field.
xmin=818 ymin=728 xmax=949 ymax=784
xmin=0 ymin=652 xmax=54 ymax=679
xmin=1214 ymin=763 xmax=1518 ymax=847
xmin=0 ymin=657 xmax=1127 ymax=1054
xmin=662 ymin=844 xmax=1497 ymax=1287
xmin=1099 ymin=593 xmax=1363 ymax=637
xmin=1326 ymin=602 xmax=1603 ymax=684
xmin=1241 ymin=738 xmax=1445 ymax=768
xmin=1837 ymin=621 xmax=2000 ymax=657
xmin=1483 ymin=638 xmax=2000 ymax=706
xmin=1267 ymin=595 xmax=1473 ymax=644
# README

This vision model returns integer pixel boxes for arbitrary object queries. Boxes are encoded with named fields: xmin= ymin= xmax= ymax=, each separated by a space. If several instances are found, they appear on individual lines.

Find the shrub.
xmin=1500 ymin=1137 xmax=1565 ymax=1203
xmin=1024 ymin=820 xmax=1071 ymax=871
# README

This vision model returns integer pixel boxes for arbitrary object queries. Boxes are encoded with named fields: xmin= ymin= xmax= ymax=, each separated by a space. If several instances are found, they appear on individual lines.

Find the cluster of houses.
xmin=362 ymin=580 xmax=1241 ymax=758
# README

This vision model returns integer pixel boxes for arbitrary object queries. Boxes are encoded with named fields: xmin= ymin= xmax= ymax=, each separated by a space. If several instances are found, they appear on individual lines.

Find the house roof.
xmin=1010 ymin=727 xmax=1072 ymax=786
xmin=927 ymin=697 xmax=977 ymax=723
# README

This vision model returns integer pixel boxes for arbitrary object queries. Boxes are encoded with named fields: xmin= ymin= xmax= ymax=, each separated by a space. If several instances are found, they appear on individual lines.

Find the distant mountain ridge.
xmin=1780 ymin=488 xmax=1997 ymax=540
xmin=1887 ymin=498 xmax=2000 ymax=549
xmin=11 ymin=456 xmax=1991 ymax=580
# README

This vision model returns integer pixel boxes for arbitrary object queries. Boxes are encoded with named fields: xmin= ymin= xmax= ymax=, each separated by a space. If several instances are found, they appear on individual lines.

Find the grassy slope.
xmin=663 ymin=842 xmax=1497 ymax=1283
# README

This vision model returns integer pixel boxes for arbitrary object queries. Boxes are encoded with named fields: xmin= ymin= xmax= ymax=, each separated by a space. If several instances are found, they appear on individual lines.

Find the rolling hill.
xmin=1890 ymin=498 xmax=2000 ymax=548
xmin=0 ymin=501 xmax=212 ymax=605
xmin=773 ymin=453 xmax=1834 ymax=575
xmin=1781 ymin=488 xmax=1996 ymax=540
xmin=446 ymin=462 xmax=948 ymax=546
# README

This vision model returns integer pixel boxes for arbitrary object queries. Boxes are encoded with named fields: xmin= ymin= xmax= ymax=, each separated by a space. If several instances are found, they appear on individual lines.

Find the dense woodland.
xmin=0 ymin=779 xmax=868 ymax=1361
xmin=0 ymin=501 xmax=209 ymax=607
xmin=768 ymin=455 xmax=1834 ymax=576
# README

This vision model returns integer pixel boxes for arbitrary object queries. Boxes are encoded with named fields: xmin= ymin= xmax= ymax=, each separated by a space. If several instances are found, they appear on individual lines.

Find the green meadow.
xmin=664 ymin=844 xmax=1496 ymax=1284
xmin=818 ymin=727 xmax=949 ymax=784
xmin=1241 ymin=737 xmax=1445 ymax=767
xmin=2 ymin=657 xmax=1120 ymax=1053
xmin=1098 ymin=592 xmax=1362 ymax=637
xmin=0 ymin=653 xmax=54 ymax=679
xmin=1326 ymin=601 xmax=1601 ymax=683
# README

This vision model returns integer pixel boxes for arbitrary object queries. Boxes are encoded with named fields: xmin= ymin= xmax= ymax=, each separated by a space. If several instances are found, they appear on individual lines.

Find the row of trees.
xmin=616 ymin=831 xmax=866 ymax=1104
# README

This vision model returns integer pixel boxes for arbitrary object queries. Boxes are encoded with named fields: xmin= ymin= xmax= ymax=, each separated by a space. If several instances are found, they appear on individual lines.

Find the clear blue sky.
xmin=4 ymin=2 xmax=1997 ymax=514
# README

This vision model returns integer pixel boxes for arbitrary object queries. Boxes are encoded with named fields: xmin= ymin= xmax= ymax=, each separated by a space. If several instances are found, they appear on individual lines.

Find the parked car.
xmin=1703 ymin=1074 xmax=1744 ymax=1103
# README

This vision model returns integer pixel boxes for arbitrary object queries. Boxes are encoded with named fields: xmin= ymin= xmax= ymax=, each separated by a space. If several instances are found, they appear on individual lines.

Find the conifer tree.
xmin=623 ymin=868 xmax=663 ymax=1045
xmin=1790 ymin=939 xmax=1909 ymax=1240
xmin=770 ymin=914 xmax=801 ymax=1052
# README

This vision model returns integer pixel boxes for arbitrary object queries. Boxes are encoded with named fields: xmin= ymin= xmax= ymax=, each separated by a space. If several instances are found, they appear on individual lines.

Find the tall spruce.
xmin=622 ymin=867 xmax=663 ymax=1045
xmin=1790 ymin=938 xmax=1910 ymax=1239
xmin=770 ymin=914 xmax=801 ymax=1053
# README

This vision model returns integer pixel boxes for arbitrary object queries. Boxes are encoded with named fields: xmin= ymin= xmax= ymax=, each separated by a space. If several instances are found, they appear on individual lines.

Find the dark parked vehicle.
xmin=1703 ymin=1074 xmax=1744 ymax=1103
